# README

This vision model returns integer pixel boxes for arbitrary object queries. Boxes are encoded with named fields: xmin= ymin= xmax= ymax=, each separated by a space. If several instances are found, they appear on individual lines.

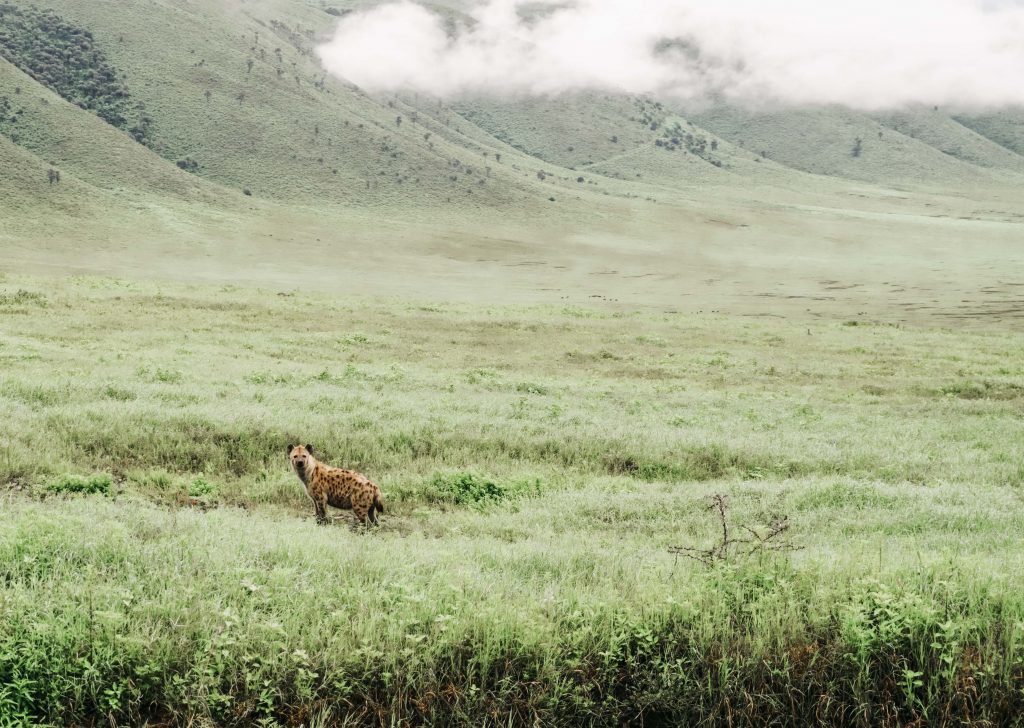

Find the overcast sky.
xmin=316 ymin=0 xmax=1024 ymax=109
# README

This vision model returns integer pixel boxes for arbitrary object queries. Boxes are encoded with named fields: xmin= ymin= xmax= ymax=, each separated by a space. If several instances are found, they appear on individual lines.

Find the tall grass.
xmin=1 ymin=499 xmax=1022 ymax=726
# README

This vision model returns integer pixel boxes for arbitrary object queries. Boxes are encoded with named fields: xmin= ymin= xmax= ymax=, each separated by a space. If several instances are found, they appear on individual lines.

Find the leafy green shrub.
xmin=188 ymin=476 xmax=218 ymax=498
xmin=425 ymin=471 xmax=542 ymax=506
xmin=48 ymin=473 xmax=112 ymax=495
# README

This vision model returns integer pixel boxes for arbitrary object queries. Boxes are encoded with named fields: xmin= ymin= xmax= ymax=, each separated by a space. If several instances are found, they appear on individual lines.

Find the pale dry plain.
xmin=4 ymin=172 xmax=1024 ymax=326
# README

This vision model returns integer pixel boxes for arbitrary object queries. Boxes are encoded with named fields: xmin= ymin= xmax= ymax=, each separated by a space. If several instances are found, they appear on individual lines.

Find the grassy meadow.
xmin=2 ymin=273 xmax=1024 ymax=725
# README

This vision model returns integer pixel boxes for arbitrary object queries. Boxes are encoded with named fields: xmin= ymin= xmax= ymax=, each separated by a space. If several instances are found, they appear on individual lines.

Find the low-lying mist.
xmin=316 ymin=0 xmax=1024 ymax=110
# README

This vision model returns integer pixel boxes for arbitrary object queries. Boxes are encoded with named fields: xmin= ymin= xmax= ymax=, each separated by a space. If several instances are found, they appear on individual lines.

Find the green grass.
xmin=1 ymin=274 xmax=1023 ymax=725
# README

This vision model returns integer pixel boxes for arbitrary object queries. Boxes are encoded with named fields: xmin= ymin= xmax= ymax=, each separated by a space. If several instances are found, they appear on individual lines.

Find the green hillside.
xmin=2 ymin=0 xmax=1022 ymax=215
xmin=1 ymin=0 xmax=550 ymax=212
xmin=0 ymin=56 xmax=223 ymax=203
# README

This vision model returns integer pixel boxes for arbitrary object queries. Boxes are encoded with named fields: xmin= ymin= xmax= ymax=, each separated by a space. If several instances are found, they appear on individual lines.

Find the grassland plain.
xmin=1 ymin=273 xmax=1024 ymax=726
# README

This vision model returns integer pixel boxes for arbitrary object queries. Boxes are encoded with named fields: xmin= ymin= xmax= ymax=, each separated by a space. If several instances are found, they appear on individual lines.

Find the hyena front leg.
xmin=313 ymin=497 xmax=329 ymax=525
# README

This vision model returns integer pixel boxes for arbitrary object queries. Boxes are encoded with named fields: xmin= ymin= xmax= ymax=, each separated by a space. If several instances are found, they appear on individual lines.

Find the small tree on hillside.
xmin=852 ymin=137 xmax=863 ymax=158
xmin=47 ymin=168 xmax=60 ymax=185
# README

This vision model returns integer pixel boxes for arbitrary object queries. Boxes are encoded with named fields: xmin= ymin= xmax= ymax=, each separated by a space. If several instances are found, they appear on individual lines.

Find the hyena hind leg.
xmin=352 ymin=503 xmax=372 ymax=527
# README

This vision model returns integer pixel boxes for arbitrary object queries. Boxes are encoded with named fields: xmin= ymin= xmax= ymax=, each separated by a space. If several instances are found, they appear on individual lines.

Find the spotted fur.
xmin=288 ymin=444 xmax=384 ymax=525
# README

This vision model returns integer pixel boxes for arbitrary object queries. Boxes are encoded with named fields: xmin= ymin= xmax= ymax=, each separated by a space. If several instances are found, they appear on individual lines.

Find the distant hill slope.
xmin=955 ymin=109 xmax=1024 ymax=158
xmin=0 ymin=56 xmax=223 ymax=203
xmin=873 ymin=110 xmax=1024 ymax=172
xmin=689 ymin=105 xmax=1024 ymax=187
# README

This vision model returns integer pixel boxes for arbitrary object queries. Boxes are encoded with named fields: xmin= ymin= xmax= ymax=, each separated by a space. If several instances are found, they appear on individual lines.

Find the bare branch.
xmin=668 ymin=494 xmax=799 ymax=567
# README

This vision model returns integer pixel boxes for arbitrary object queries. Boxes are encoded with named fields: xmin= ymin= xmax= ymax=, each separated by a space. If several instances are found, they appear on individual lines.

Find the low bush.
xmin=47 ymin=473 xmax=112 ymax=496
xmin=424 ymin=471 xmax=542 ymax=506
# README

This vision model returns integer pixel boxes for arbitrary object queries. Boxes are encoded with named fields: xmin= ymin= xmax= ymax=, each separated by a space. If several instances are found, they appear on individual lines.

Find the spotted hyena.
xmin=288 ymin=444 xmax=384 ymax=525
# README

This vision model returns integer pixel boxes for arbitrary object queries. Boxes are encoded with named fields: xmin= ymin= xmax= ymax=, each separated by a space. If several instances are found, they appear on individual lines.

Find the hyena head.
xmin=287 ymin=443 xmax=315 ymax=479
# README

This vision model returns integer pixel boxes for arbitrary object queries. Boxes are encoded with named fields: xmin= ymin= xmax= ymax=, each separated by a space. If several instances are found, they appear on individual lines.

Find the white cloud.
xmin=316 ymin=0 xmax=1024 ymax=109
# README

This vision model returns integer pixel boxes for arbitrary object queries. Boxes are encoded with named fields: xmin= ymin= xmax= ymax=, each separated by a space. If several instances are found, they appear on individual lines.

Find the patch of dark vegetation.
xmin=936 ymin=379 xmax=1024 ymax=400
xmin=47 ymin=472 xmax=111 ymax=495
xmin=49 ymin=413 xmax=288 ymax=478
xmin=0 ymin=289 xmax=46 ymax=307
xmin=423 ymin=471 xmax=542 ymax=506
xmin=2 ymin=381 xmax=68 ymax=406
xmin=100 ymin=384 xmax=136 ymax=401
xmin=792 ymin=480 xmax=905 ymax=512
xmin=603 ymin=444 xmax=810 ymax=482
xmin=633 ymin=98 xmax=723 ymax=167
xmin=0 ymin=93 xmax=23 ymax=138
xmin=0 ymin=4 xmax=155 ymax=146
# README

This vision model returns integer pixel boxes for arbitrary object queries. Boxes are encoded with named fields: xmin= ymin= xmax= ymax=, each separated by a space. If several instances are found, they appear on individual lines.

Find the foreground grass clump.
xmin=1 ymin=275 xmax=1024 ymax=725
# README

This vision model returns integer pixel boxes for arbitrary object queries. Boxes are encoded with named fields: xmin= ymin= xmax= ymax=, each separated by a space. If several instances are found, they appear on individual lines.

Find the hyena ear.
xmin=287 ymin=444 xmax=295 ymax=454
xmin=304 ymin=444 xmax=314 ymax=455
